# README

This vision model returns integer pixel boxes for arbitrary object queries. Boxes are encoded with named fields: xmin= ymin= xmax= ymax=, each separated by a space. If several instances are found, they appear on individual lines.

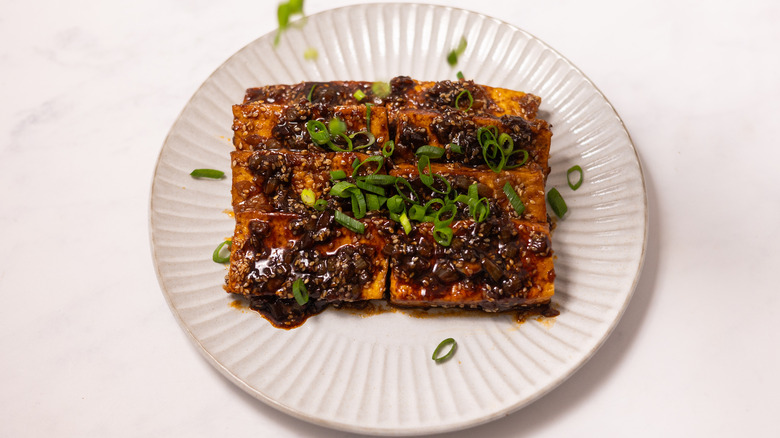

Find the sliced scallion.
xmin=502 ymin=182 xmax=525 ymax=216
xmin=330 ymin=170 xmax=347 ymax=180
xmin=371 ymin=81 xmax=391 ymax=98
xmin=567 ymin=165 xmax=584 ymax=191
xmin=415 ymin=145 xmax=445 ymax=159
xmin=353 ymin=89 xmax=366 ymax=101
xmin=212 ymin=239 xmax=232 ymax=264
xmin=386 ymin=195 xmax=405 ymax=214
xmin=190 ymin=169 xmax=225 ymax=179
xmin=454 ymin=89 xmax=473 ymax=112
xmin=457 ymin=70 xmax=464 ymax=80
xmin=313 ymin=199 xmax=327 ymax=211
xmin=432 ymin=337 xmax=457 ymax=362
xmin=334 ymin=209 xmax=365 ymax=233
xmin=449 ymin=143 xmax=463 ymax=154
xmin=328 ymin=117 xmax=346 ymax=137
xmin=292 ymin=278 xmax=309 ymax=306
xmin=303 ymin=47 xmax=318 ymax=61
xmin=547 ymin=187 xmax=568 ymax=218
xmin=352 ymin=155 xmax=384 ymax=177
xmin=400 ymin=211 xmax=412 ymax=234
xmin=433 ymin=226 xmax=454 ymax=247
xmin=305 ymin=119 xmax=329 ymax=145
xmin=306 ymin=84 xmax=316 ymax=102
xmin=381 ymin=140 xmax=395 ymax=158
xmin=362 ymin=174 xmax=397 ymax=186
xmin=300 ymin=188 xmax=316 ymax=207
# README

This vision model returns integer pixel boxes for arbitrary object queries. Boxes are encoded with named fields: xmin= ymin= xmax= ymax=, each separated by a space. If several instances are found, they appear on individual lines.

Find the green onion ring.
xmin=417 ymin=155 xmax=434 ymax=186
xmin=330 ymin=170 xmax=347 ymax=180
xmin=306 ymin=84 xmax=316 ymax=102
xmin=504 ymin=149 xmax=529 ymax=169
xmin=408 ymin=204 xmax=426 ymax=222
xmin=334 ymin=209 xmax=365 ymax=233
xmin=567 ymin=165 xmax=584 ymax=190
xmin=292 ymin=278 xmax=309 ymax=306
xmin=362 ymin=174 xmax=397 ymax=186
xmin=415 ymin=145 xmax=445 ymax=159
xmin=454 ymin=89 xmax=473 ymax=112
xmin=502 ymin=182 xmax=526 ymax=216
xmin=350 ymin=131 xmax=376 ymax=150
xmin=386 ymin=195 xmax=405 ymax=214
xmin=394 ymin=177 xmax=419 ymax=204
xmin=313 ymin=199 xmax=328 ymax=211
xmin=300 ymin=188 xmax=316 ymax=207
xmin=353 ymin=89 xmax=366 ymax=101
xmin=456 ymin=71 xmax=464 ymax=80
xmin=434 ymin=203 xmax=456 ymax=227
xmin=381 ymin=140 xmax=395 ymax=158
xmin=355 ymin=179 xmax=386 ymax=197
xmin=352 ymin=155 xmax=384 ymax=177
xmin=305 ymin=120 xmax=329 ymax=145
xmin=190 ymin=169 xmax=225 ymax=179
xmin=328 ymin=117 xmax=346 ymax=137
xmin=449 ymin=143 xmax=463 ymax=154
xmin=350 ymin=190 xmax=367 ymax=219
xmin=329 ymin=181 xmax=357 ymax=197
xmin=547 ymin=187 xmax=568 ymax=218
xmin=432 ymin=226 xmax=454 ymax=247
xmin=212 ymin=239 xmax=232 ymax=264
xmin=432 ymin=337 xmax=457 ymax=362
xmin=400 ymin=211 xmax=412 ymax=234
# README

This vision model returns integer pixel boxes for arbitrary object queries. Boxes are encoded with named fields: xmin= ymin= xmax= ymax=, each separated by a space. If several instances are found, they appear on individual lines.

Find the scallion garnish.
xmin=394 ymin=177 xmax=419 ymax=204
xmin=362 ymin=174 xmax=397 ymax=186
xmin=328 ymin=117 xmax=346 ymax=137
xmin=306 ymin=84 xmax=316 ymax=102
xmin=502 ymin=182 xmax=525 ymax=216
xmin=371 ymin=81 xmax=391 ymax=98
xmin=212 ymin=239 xmax=232 ymax=264
xmin=365 ymin=102 xmax=373 ymax=128
xmin=350 ymin=190 xmax=367 ymax=219
xmin=329 ymin=181 xmax=357 ymax=198
xmin=454 ymin=89 xmax=473 ymax=112
xmin=446 ymin=36 xmax=468 ymax=66
xmin=366 ymin=193 xmax=386 ymax=211
xmin=434 ymin=203 xmax=456 ymax=228
xmin=292 ymin=278 xmax=309 ymax=306
xmin=547 ymin=187 xmax=568 ymax=218
xmin=433 ymin=225 xmax=454 ymax=247
xmin=400 ymin=211 xmax=412 ymax=234
xmin=274 ymin=0 xmax=305 ymax=46
xmin=334 ymin=209 xmax=365 ymax=234
xmin=432 ymin=338 xmax=457 ymax=362
xmin=330 ymin=170 xmax=347 ymax=180
xmin=567 ymin=165 xmax=584 ymax=190
xmin=356 ymin=179 xmax=386 ymax=197
xmin=352 ymin=155 xmax=384 ymax=177
xmin=190 ymin=169 xmax=225 ymax=179
xmin=408 ymin=204 xmax=426 ymax=222
xmin=386 ymin=195 xmax=405 ymax=214
xmin=457 ymin=71 xmax=464 ymax=80
xmin=415 ymin=145 xmax=445 ymax=159
xmin=303 ymin=47 xmax=318 ymax=61
xmin=350 ymin=131 xmax=376 ymax=150
xmin=449 ymin=143 xmax=463 ymax=154
xmin=313 ymin=199 xmax=328 ymax=211
xmin=353 ymin=89 xmax=366 ymax=101
xmin=300 ymin=188 xmax=316 ymax=207
xmin=381 ymin=140 xmax=395 ymax=158
xmin=305 ymin=119 xmax=329 ymax=145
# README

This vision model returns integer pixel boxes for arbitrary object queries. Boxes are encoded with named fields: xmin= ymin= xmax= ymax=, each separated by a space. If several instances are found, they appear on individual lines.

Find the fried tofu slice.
xmin=387 ymin=218 xmax=555 ymax=311
xmin=232 ymin=103 xmax=390 ymax=152
xmin=388 ymin=163 xmax=548 ymax=223
xmin=230 ymin=149 xmax=381 ymax=214
xmin=226 ymin=211 xmax=391 ymax=302
xmin=393 ymin=109 xmax=552 ymax=176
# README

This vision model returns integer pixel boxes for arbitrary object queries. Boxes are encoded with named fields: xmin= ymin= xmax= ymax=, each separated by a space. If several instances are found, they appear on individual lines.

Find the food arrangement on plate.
xmin=223 ymin=76 xmax=560 ymax=328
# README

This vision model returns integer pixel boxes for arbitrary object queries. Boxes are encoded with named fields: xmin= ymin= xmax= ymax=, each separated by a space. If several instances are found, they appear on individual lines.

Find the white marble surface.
xmin=1 ymin=0 xmax=778 ymax=436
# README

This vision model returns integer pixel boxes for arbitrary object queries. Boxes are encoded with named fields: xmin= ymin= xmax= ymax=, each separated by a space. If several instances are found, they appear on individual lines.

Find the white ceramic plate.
xmin=150 ymin=3 xmax=647 ymax=435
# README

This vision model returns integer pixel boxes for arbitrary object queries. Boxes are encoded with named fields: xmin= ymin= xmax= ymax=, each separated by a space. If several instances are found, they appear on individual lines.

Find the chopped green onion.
xmin=547 ymin=187 xmax=568 ymax=218
xmin=306 ymin=84 xmax=316 ymax=102
xmin=275 ymin=0 xmax=306 ymax=46
xmin=415 ymin=145 xmax=445 ymax=159
xmin=432 ymin=337 xmax=457 ymax=362
xmin=449 ymin=143 xmax=463 ymax=154
xmin=366 ymin=193 xmax=386 ymax=211
xmin=371 ymin=81 xmax=391 ymax=98
xmin=424 ymin=198 xmax=445 ymax=214
xmin=212 ymin=239 xmax=232 ymax=264
xmin=330 ymin=170 xmax=347 ymax=180
xmin=356 ymin=179 xmax=386 ymax=196
xmin=313 ymin=199 xmax=327 ymax=211
xmin=365 ymin=102 xmax=373 ymax=128
xmin=504 ymin=149 xmax=529 ymax=169
xmin=434 ymin=203 xmax=456 ymax=227
xmin=303 ymin=47 xmax=318 ymax=61
xmin=433 ymin=226 xmax=454 ymax=247
xmin=381 ymin=140 xmax=395 ymax=158
xmin=334 ymin=209 xmax=365 ymax=233
xmin=305 ymin=119 xmax=329 ymax=145
xmin=362 ymin=174 xmax=397 ymax=186
xmin=328 ymin=132 xmax=353 ymax=152
xmin=288 ymin=0 xmax=303 ymax=14
xmin=386 ymin=195 xmax=405 ymax=214
xmin=417 ymin=155 xmax=434 ymax=186
xmin=498 ymin=133 xmax=513 ymax=153
xmin=446 ymin=36 xmax=468 ymax=66
xmin=400 ymin=212 xmax=412 ymax=234
xmin=394 ymin=177 xmax=419 ymax=204
xmin=350 ymin=190 xmax=367 ymax=219
xmin=350 ymin=131 xmax=376 ymax=150
xmin=329 ymin=181 xmax=357 ymax=198
xmin=473 ymin=197 xmax=490 ymax=222
xmin=353 ymin=89 xmax=366 ymax=101
xmin=567 ymin=165 xmax=584 ymax=190
xmin=292 ymin=278 xmax=309 ymax=306
xmin=408 ymin=204 xmax=426 ymax=221
xmin=328 ymin=117 xmax=346 ymax=137
xmin=428 ymin=174 xmax=453 ymax=196
xmin=502 ymin=182 xmax=525 ymax=216
xmin=190 ymin=169 xmax=225 ymax=179
xmin=300 ymin=188 xmax=316 ymax=207
xmin=352 ymin=155 xmax=384 ymax=177
xmin=457 ymin=71 xmax=464 ymax=80
xmin=454 ymin=89 xmax=473 ymax=112
xmin=468 ymin=182 xmax=479 ymax=200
